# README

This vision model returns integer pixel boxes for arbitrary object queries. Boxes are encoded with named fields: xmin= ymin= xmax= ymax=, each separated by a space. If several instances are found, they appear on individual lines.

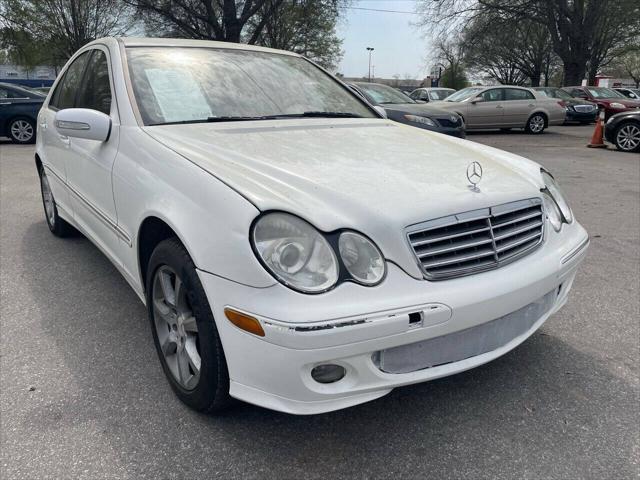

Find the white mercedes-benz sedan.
xmin=36 ymin=37 xmax=589 ymax=415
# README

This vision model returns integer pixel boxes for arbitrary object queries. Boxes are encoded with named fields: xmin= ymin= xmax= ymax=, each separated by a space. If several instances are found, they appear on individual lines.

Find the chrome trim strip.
xmin=561 ymin=236 xmax=590 ymax=264
xmin=43 ymin=164 xmax=132 ymax=246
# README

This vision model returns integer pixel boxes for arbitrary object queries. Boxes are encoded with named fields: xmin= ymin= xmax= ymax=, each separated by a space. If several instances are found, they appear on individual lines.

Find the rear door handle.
xmin=496 ymin=105 xmax=503 ymax=109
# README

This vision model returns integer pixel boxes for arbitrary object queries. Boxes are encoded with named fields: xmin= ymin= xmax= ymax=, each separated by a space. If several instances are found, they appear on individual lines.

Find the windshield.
xmin=586 ymin=87 xmax=624 ymax=99
xmin=355 ymin=83 xmax=415 ymax=104
xmin=429 ymin=89 xmax=453 ymax=100
xmin=445 ymin=87 xmax=484 ymax=102
xmin=535 ymin=87 xmax=572 ymax=100
xmin=126 ymin=47 xmax=375 ymax=125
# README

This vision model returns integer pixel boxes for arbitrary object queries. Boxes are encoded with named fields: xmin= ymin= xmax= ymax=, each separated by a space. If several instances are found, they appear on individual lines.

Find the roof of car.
xmin=109 ymin=37 xmax=299 ymax=57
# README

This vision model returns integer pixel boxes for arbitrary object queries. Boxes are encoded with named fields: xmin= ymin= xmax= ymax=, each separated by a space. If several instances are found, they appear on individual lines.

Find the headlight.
xmin=542 ymin=193 xmax=562 ymax=231
xmin=252 ymin=212 xmax=338 ymax=293
xmin=338 ymin=232 xmax=385 ymax=285
xmin=541 ymin=170 xmax=573 ymax=226
xmin=403 ymin=114 xmax=436 ymax=126
xmin=610 ymin=102 xmax=625 ymax=109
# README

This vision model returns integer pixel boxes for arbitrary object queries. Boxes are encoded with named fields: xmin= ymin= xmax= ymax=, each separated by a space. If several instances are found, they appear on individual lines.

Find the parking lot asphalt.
xmin=1 ymin=124 xmax=638 ymax=479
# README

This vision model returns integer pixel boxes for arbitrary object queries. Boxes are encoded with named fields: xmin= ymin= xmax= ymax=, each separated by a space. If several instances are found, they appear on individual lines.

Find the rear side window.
xmin=76 ymin=50 xmax=112 ymax=114
xmin=504 ymin=89 xmax=534 ymax=100
xmin=50 ymin=52 xmax=90 ymax=110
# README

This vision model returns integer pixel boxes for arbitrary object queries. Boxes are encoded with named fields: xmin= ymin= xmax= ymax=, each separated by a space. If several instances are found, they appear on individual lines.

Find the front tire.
xmin=8 ymin=117 xmax=36 ymax=144
xmin=38 ymin=166 xmax=76 ymax=237
xmin=613 ymin=121 xmax=640 ymax=152
xmin=147 ymin=238 xmax=231 ymax=413
xmin=525 ymin=113 xmax=546 ymax=134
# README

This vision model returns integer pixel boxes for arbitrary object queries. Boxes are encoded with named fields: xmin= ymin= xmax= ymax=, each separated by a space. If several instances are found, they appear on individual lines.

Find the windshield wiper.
xmin=276 ymin=111 xmax=363 ymax=118
xmin=206 ymin=115 xmax=279 ymax=122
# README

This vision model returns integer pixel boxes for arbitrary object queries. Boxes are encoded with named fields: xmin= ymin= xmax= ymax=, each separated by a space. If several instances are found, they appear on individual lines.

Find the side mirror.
xmin=55 ymin=108 xmax=111 ymax=142
xmin=373 ymin=105 xmax=387 ymax=118
xmin=471 ymin=97 xmax=484 ymax=104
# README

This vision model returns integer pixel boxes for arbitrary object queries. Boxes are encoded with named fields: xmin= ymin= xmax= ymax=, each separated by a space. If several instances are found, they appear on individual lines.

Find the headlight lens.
xmin=541 ymin=170 xmax=573 ymax=225
xmin=610 ymin=102 xmax=625 ymax=109
xmin=252 ymin=213 xmax=338 ymax=293
xmin=338 ymin=232 xmax=385 ymax=285
xmin=403 ymin=114 xmax=436 ymax=126
xmin=543 ymin=193 xmax=562 ymax=231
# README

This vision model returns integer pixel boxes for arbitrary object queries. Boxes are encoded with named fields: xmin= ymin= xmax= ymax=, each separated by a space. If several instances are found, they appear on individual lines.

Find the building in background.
xmin=0 ymin=64 xmax=57 ymax=88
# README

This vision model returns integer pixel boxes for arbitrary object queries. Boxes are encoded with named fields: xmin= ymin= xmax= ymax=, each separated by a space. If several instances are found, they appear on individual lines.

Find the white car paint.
xmin=36 ymin=37 xmax=589 ymax=414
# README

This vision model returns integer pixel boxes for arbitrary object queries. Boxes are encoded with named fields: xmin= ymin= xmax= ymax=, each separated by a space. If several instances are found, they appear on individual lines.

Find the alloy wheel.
xmin=616 ymin=124 xmax=640 ymax=151
xmin=10 ymin=120 xmax=34 ymax=142
xmin=529 ymin=115 xmax=545 ymax=133
xmin=152 ymin=265 xmax=201 ymax=390
xmin=40 ymin=172 xmax=56 ymax=227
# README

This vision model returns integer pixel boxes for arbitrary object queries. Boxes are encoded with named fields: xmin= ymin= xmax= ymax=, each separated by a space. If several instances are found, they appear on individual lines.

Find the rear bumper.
xmin=199 ymin=221 xmax=589 ymax=414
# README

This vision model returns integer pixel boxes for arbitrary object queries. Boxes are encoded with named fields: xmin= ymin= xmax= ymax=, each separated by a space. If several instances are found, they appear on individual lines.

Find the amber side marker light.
xmin=224 ymin=308 xmax=265 ymax=337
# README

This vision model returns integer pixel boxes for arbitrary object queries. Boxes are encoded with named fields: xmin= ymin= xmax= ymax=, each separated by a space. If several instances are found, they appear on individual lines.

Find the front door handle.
xmin=496 ymin=105 xmax=503 ymax=109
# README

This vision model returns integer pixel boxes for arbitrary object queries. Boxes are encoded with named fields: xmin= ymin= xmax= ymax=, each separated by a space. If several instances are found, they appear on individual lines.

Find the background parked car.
xmin=434 ymin=85 xmax=565 ymax=134
xmin=0 ymin=82 xmax=45 ymax=144
xmin=350 ymin=82 xmax=465 ymax=138
xmin=563 ymin=86 xmax=640 ymax=119
xmin=614 ymin=87 xmax=640 ymax=100
xmin=604 ymin=110 xmax=640 ymax=153
xmin=532 ymin=87 xmax=597 ymax=124
xmin=409 ymin=87 xmax=456 ymax=103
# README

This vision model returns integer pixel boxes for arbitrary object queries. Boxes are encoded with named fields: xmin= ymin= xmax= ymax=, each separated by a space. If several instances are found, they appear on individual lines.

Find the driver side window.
xmin=49 ymin=51 xmax=91 ymax=110
xmin=480 ymin=89 xmax=503 ymax=102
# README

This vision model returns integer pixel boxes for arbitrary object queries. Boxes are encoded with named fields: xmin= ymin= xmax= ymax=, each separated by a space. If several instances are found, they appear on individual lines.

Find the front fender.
xmin=114 ymin=127 xmax=276 ymax=289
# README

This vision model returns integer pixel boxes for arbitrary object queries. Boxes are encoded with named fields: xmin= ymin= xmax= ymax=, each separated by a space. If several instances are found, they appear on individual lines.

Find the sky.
xmin=336 ymin=0 xmax=432 ymax=80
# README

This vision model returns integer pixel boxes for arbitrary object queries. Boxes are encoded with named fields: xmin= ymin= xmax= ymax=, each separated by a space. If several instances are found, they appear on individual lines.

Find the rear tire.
xmin=38 ymin=166 xmax=77 ymax=237
xmin=525 ymin=113 xmax=546 ymax=134
xmin=147 ymin=238 xmax=232 ymax=413
xmin=613 ymin=121 xmax=640 ymax=152
xmin=8 ymin=117 xmax=36 ymax=144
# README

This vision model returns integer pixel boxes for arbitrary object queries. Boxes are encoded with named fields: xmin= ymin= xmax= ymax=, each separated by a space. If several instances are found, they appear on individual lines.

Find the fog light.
xmin=311 ymin=364 xmax=346 ymax=384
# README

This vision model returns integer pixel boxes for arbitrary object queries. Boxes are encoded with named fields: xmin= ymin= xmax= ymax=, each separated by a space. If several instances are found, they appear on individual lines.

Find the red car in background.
xmin=563 ymin=86 xmax=640 ymax=119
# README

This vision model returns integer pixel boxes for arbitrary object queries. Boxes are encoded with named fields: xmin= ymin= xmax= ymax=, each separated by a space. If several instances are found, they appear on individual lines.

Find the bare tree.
xmin=0 ymin=0 xmax=134 ymax=63
xmin=433 ymin=39 xmax=468 ymax=89
xmin=416 ymin=0 xmax=640 ymax=86
xmin=128 ymin=0 xmax=284 ymax=44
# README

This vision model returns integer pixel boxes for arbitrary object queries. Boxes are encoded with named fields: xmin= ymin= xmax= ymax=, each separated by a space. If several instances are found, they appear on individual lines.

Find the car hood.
xmin=381 ymin=103 xmax=455 ymax=117
xmin=599 ymin=97 xmax=640 ymax=107
xmin=145 ymin=118 xmax=544 ymax=278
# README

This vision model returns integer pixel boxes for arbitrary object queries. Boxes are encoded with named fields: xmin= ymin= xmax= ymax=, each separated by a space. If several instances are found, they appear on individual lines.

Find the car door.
xmin=502 ymin=88 xmax=536 ymax=126
xmin=465 ymin=88 xmax=504 ymax=128
xmin=40 ymin=51 xmax=92 ymax=219
xmin=62 ymin=47 xmax=122 ymax=262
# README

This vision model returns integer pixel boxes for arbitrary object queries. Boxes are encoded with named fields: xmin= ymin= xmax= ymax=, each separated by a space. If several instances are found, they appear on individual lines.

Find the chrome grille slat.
xmin=493 ymin=219 xmax=543 ymax=241
xmin=406 ymin=198 xmax=544 ymax=280
xmin=416 ymin=236 xmax=494 ymax=257
xmin=410 ymin=225 xmax=491 ymax=247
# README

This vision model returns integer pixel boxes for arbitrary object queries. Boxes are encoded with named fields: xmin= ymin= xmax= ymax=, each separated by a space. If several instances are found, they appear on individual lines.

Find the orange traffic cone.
xmin=587 ymin=110 xmax=607 ymax=148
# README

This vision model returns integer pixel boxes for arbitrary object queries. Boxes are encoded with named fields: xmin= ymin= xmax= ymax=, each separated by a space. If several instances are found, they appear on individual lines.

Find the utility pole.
xmin=366 ymin=47 xmax=374 ymax=82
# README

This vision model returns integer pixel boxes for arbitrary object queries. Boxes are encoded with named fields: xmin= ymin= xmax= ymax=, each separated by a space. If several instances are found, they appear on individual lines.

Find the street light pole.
xmin=366 ymin=47 xmax=374 ymax=82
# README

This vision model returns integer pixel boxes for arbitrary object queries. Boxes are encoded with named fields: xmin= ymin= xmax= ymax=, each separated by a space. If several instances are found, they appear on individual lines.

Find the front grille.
xmin=406 ymin=198 xmax=544 ymax=280
xmin=574 ymin=104 xmax=595 ymax=113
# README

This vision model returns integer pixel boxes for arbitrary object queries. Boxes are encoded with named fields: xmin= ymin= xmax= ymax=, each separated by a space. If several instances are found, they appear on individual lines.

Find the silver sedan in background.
xmin=432 ymin=86 xmax=566 ymax=134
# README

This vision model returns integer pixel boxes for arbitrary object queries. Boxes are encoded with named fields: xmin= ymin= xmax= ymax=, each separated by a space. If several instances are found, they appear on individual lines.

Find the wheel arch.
xmin=529 ymin=111 xmax=548 ymax=127
xmin=137 ymin=215 xmax=195 ymax=296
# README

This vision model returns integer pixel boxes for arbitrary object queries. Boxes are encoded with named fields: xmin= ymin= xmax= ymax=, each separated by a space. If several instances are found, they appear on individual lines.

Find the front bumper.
xmin=199 ymin=221 xmax=589 ymax=414
xmin=565 ymin=109 xmax=597 ymax=123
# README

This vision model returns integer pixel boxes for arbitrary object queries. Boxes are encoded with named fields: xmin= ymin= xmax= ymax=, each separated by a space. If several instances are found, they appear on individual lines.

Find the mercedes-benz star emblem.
xmin=466 ymin=161 xmax=483 ymax=190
